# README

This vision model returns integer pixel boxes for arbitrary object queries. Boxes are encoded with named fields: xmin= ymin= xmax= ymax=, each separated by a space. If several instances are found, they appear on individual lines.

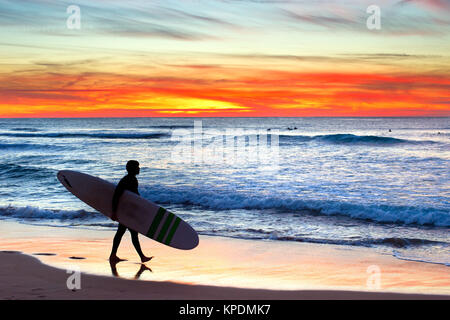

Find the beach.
xmin=0 ymin=117 xmax=448 ymax=300
xmin=0 ymin=220 xmax=448 ymax=300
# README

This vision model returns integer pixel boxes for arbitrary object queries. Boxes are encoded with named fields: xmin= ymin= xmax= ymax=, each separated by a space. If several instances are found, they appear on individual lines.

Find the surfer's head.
xmin=126 ymin=160 xmax=140 ymax=175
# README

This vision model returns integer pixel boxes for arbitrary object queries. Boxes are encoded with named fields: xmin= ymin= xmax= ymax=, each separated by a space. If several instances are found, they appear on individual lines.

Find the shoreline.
xmin=0 ymin=220 xmax=449 ymax=299
xmin=1 ymin=251 xmax=448 ymax=300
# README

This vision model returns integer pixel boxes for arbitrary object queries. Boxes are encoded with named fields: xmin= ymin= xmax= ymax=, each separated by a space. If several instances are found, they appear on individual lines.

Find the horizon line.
xmin=1 ymin=116 xmax=449 ymax=120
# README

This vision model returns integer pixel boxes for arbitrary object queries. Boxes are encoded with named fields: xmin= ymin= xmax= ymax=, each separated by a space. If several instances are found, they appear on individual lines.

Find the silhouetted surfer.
xmin=110 ymin=160 xmax=152 ymax=263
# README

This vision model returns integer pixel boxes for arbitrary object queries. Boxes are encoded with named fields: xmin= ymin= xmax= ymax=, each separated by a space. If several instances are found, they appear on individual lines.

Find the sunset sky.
xmin=0 ymin=0 xmax=449 ymax=117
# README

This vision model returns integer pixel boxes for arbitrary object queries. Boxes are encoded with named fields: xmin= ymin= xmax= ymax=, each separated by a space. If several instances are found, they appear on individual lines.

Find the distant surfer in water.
xmin=110 ymin=160 xmax=152 ymax=263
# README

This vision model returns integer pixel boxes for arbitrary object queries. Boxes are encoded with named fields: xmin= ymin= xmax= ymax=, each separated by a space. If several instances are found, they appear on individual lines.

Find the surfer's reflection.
xmin=109 ymin=259 xmax=153 ymax=279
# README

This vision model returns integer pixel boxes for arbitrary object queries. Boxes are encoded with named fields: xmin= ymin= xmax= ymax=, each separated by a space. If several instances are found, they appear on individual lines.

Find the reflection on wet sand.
xmin=109 ymin=259 xmax=153 ymax=279
xmin=1 ymin=221 xmax=449 ymax=294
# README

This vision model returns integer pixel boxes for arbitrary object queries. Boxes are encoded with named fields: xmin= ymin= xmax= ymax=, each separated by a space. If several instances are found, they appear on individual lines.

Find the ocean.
xmin=0 ymin=117 xmax=448 ymax=266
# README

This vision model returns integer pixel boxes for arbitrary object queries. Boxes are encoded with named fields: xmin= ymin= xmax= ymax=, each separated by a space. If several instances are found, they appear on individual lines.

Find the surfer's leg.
xmin=129 ymin=229 xmax=152 ymax=263
xmin=109 ymin=224 xmax=127 ymax=262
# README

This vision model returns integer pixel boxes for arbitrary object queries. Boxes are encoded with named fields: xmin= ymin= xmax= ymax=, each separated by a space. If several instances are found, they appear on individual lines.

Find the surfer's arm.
xmin=135 ymin=178 xmax=140 ymax=196
xmin=111 ymin=183 xmax=125 ymax=220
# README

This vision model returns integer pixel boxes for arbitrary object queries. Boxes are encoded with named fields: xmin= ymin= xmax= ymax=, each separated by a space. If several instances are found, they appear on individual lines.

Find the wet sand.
xmin=1 ymin=251 xmax=449 ymax=300
xmin=0 ymin=220 xmax=449 ymax=299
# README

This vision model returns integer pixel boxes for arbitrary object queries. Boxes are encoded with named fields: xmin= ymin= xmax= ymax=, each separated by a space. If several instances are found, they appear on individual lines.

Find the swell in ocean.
xmin=0 ymin=131 xmax=170 ymax=139
xmin=1 ymin=130 xmax=441 ymax=147
xmin=278 ymin=133 xmax=437 ymax=145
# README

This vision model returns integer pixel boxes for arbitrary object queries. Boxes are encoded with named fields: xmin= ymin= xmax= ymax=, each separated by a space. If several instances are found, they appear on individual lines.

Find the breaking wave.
xmin=140 ymin=185 xmax=450 ymax=227
xmin=279 ymin=133 xmax=435 ymax=146
xmin=0 ymin=206 xmax=102 ymax=221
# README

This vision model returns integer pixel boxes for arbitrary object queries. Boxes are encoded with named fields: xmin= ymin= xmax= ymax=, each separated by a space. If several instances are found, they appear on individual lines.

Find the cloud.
xmin=0 ymin=0 xmax=227 ymax=41
xmin=396 ymin=0 xmax=450 ymax=11
xmin=280 ymin=1 xmax=449 ymax=36
xmin=282 ymin=9 xmax=358 ymax=29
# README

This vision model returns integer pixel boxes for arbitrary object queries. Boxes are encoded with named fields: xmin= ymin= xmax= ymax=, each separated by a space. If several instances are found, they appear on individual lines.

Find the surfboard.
xmin=57 ymin=170 xmax=199 ymax=250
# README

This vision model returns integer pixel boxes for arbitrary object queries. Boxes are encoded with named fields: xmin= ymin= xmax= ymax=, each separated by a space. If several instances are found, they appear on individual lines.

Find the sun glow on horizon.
xmin=0 ymin=0 xmax=449 ymax=117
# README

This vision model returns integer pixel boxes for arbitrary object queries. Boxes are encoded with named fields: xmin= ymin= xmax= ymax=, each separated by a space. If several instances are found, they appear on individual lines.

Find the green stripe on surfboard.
xmin=157 ymin=212 xmax=175 ymax=242
xmin=164 ymin=217 xmax=181 ymax=245
xmin=146 ymin=207 xmax=165 ymax=238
